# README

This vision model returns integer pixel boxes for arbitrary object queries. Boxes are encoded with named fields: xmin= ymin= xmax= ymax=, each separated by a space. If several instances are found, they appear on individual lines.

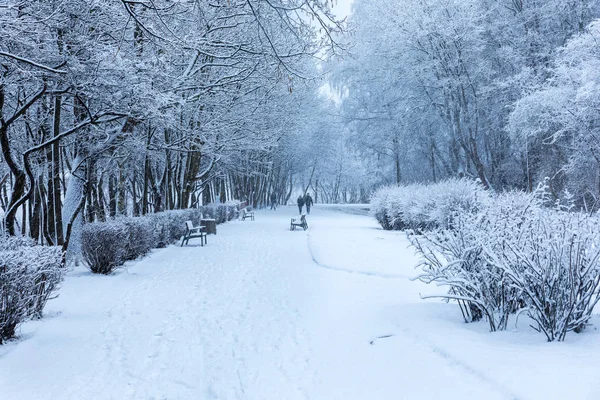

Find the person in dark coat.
xmin=304 ymin=193 xmax=313 ymax=214
xmin=297 ymin=195 xmax=305 ymax=215
xmin=270 ymin=192 xmax=277 ymax=210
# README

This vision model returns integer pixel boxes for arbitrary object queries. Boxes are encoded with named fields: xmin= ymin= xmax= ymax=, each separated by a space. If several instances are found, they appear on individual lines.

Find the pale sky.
xmin=331 ymin=0 xmax=355 ymax=19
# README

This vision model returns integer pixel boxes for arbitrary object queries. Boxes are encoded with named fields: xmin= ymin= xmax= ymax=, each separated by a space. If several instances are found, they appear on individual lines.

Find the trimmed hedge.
xmin=370 ymin=178 xmax=487 ymax=232
xmin=81 ymin=203 xmax=240 ymax=274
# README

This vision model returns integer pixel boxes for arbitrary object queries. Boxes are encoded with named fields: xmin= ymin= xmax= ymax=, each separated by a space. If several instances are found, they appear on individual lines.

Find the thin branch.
xmin=0 ymin=51 xmax=66 ymax=74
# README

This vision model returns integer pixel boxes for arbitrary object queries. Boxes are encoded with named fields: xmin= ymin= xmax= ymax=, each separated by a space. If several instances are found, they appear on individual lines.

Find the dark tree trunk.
xmin=132 ymin=168 xmax=139 ymax=217
xmin=96 ymin=174 xmax=106 ymax=222
xmin=29 ymin=176 xmax=42 ymax=242
xmin=181 ymin=149 xmax=201 ymax=209
xmin=108 ymin=174 xmax=117 ymax=217
xmin=117 ymin=164 xmax=126 ymax=215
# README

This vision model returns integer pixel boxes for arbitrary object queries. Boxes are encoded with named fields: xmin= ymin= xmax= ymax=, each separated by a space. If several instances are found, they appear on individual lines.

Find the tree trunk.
xmin=181 ymin=149 xmax=201 ymax=209
xmin=46 ymin=95 xmax=64 ymax=245
xmin=117 ymin=164 xmax=126 ymax=215
xmin=108 ymin=174 xmax=117 ymax=217
xmin=29 ymin=176 xmax=42 ymax=242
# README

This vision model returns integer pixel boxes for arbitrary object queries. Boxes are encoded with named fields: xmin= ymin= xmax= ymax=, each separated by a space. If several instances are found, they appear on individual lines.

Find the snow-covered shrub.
xmin=122 ymin=217 xmax=156 ymax=261
xmin=151 ymin=212 xmax=176 ymax=248
xmin=370 ymin=186 xmax=395 ymax=230
xmin=81 ymin=221 xmax=128 ymax=274
xmin=0 ymin=236 xmax=63 ymax=343
xmin=412 ymin=187 xmax=600 ymax=341
xmin=410 ymin=191 xmax=536 ymax=332
xmin=80 ymin=203 xmax=241 ymax=274
xmin=481 ymin=208 xmax=600 ymax=341
xmin=371 ymin=179 xmax=487 ymax=232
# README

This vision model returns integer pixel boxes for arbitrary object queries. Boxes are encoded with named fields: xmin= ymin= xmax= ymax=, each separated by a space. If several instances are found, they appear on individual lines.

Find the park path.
xmin=2 ymin=206 xmax=599 ymax=399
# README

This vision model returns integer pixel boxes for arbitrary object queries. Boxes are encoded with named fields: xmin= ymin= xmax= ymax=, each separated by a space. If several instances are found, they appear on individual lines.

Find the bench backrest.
xmin=185 ymin=220 xmax=194 ymax=230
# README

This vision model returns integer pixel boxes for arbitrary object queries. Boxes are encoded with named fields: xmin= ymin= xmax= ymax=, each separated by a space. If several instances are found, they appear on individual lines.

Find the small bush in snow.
xmin=371 ymin=179 xmax=487 ymax=232
xmin=411 ymin=186 xmax=600 ymax=341
xmin=81 ymin=221 xmax=128 ymax=274
xmin=0 ymin=236 xmax=64 ymax=344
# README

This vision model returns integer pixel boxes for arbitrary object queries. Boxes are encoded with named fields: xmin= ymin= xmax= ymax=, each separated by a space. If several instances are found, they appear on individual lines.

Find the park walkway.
xmin=1 ymin=206 xmax=598 ymax=399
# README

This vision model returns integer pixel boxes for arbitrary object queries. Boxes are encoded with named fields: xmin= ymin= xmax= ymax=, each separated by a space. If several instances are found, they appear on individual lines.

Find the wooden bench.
xmin=290 ymin=214 xmax=308 ymax=231
xmin=181 ymin=220 xmax=207 ymax=246
xmin=241 ymin=207 xmax=255 ymax=221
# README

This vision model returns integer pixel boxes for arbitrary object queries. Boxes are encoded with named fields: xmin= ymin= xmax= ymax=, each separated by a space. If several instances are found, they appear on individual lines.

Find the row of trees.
xmin=335 ymin=0 xmax=600 ymax=205
xmin=0 ymin=0 xmax=351 ymax=246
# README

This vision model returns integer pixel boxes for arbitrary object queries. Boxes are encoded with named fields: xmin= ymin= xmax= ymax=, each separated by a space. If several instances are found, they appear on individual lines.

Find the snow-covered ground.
xmin=1 ymin=206 xmax=599 ymax=399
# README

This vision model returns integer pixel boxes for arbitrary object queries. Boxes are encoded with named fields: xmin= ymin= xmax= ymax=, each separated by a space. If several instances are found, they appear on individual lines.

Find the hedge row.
xmin=0 ymin=236 xmax=64 ymax=344
xmin=81 ymin=203 xmax=240 ymax=274
xmin=371 ymin=178 xmax=487 ymax=231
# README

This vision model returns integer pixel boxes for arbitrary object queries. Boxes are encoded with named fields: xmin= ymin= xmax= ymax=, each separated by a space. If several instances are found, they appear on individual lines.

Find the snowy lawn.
xmin=1 ymin=206 xmax=599 ymax=399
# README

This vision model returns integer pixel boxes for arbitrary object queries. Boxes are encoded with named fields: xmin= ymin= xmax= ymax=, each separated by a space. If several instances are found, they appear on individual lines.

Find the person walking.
xmin=297 ymin=195 xmax=305 ymax=215
xmin=304 ymin=193 xmax=313 ymax=215
xmin=270 ymin=192 xmax=277 ymax=210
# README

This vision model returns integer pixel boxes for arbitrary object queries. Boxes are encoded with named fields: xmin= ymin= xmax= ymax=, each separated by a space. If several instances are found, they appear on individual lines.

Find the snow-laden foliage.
xmin=0 ymin=236 xmax=63 ymax=343
xmin=371 ymin=179 xmax=487 ymax=232
xmin=81 ymin=203 xmax=240 ymax=274
xmin=336 ymin=1 xmax=600 ymax=201
xmin=122 ymin=218 xmax=156 ymax=262
xmin=81 ymin=221 xmax=128 ymax=274
xmin=410 ymin=191 xmax=537 ymax=332
xmin=509 ymin=19 xmax=600 ymax=207
xmin=411 ymin=187 xmax=600 ymax=341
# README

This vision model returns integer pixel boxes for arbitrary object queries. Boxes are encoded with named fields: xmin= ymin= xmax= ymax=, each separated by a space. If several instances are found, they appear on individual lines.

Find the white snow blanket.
xmin=1 ymin=206 xmax=599 ymax=399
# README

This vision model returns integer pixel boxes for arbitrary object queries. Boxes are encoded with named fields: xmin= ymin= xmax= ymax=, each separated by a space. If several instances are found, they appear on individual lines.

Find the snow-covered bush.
xmin=80 ymin=203 xmax=240 ymax=274
xmin=152 ymin=212 xmax=177 ymax=248
xmin=122 ymin=217 xmax=156 ymax=261
xmin=481 ymin=208 xmax=600 ymax=341
xmin=410 ymin=191 xmax=536 ymax=332
xmin=0 ymin=236 xmax=64 ymax=344
xmin=81 ymin=221 xmax=128 ymax=274
xmin=411 ymin=187 xmax=600 ymax=341
xmin=370 ymin=186 xmax=395 ymax=230
xmin=371 ymin=179 xmax=487 ymax=232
